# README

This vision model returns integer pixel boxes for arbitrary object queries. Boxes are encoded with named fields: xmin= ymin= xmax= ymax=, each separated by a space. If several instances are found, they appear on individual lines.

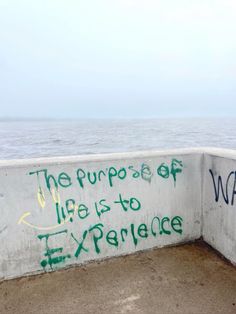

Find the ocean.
xmin=0 ymin=117 xmax=235 ymax=160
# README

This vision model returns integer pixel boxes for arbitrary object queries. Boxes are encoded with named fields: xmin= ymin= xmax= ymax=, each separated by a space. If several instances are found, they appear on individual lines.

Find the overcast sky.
xmin=0 ymin=0 xmax=236 ymax=118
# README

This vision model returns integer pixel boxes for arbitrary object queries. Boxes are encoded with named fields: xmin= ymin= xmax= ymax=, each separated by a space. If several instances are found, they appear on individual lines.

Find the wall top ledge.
xmin=0 ymin=147 xmax=235 ymax=168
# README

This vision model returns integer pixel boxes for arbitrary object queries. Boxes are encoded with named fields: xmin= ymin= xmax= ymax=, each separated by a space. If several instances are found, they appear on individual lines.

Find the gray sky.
xmin=0 ymin=0 xmax=236 ymax=118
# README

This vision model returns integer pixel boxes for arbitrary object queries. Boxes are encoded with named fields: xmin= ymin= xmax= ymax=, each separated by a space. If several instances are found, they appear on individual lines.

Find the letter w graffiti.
xmin=209 ymin=169 xmax=235 ymax=205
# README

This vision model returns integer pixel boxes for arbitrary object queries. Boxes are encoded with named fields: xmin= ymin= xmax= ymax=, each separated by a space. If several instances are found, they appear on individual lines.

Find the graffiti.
xmin=209 ymin=169 xmax=236 ymax=205
xmin=157 ymin=159 xmax=183 ymax=185
xmin=17 ymin=211 xmax=72 ymax=231
xmin=18 ymin=193 xmax=142 ymax=231
xmin=37 ymin=230 xmax=71 ymax=269
xmin=38 ymin=215 xmax=183 ymax=270
xmin=55 ymin=194 xmax=142 ymax=224
xmin=17 ymin=157 xmax=185 ymax=270
xmin=140 ymin=163 xmax=153 ymax=182
xmin=29 ymin=159 xmax=183 ymax=192
xmin=20 ymin=159 xmax=183 ymax=231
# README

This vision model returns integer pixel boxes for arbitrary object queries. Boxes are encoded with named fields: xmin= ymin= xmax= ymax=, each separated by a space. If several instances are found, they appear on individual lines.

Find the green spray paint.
xmin=38 ymin=229 xmax=71 ymax=270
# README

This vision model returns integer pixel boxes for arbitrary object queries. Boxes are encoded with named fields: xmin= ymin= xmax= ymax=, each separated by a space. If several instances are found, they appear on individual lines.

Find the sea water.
xmin=0 ymin=117 xmax=235 ymax=159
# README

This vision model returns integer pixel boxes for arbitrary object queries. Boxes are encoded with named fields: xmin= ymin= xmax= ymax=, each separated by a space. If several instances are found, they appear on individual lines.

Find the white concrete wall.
xmin=0 ymin=149 xmax=202 ymax=280
xmin=203 ymin=148 xmax=236 ymax=265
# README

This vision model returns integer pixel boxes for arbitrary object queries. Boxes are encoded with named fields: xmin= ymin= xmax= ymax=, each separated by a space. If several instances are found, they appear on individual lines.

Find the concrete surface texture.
xmin=0 ymin=149 xmax=202 ymax=280
xmin=203 ymin=152 xmax=236 ymax=263
xmin=1 ymin=147 xmax=236 ymax=281
xmin=0 ymin=242 xmax=236 ymax=314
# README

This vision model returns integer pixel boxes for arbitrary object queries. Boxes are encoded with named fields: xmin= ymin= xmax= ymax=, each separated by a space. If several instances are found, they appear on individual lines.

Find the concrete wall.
xmin=1 ymin=147 xmax=236 ymax=281
xmin=0 ymin=149 xmax=202 ymax=280
xmin=203 ymin=148 xmax=236 ymax=265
